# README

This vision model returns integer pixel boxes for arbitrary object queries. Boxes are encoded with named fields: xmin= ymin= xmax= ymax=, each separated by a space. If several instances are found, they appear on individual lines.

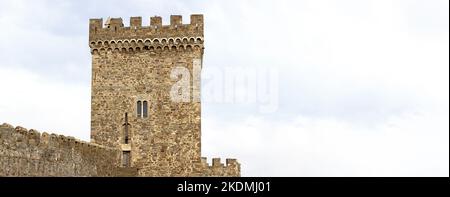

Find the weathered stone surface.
xmin=0 ymin=124 xmax=121 ymax=176
xmin=0 ymin=15 xmax=240 ymax=177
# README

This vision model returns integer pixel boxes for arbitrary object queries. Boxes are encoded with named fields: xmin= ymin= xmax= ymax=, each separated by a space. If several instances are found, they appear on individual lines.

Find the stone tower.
xmin=89 ymin=15 xmax=204 ymax=176
xmin=0 ymin=14 xmax=239 ymax=177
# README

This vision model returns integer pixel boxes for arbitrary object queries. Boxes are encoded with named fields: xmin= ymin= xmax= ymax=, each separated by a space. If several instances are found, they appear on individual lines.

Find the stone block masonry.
xmin=89 ymin=16 xmax=206 ymax=173
xmin=0 ymin=122 xmax=239 ymax=176
xmin=0 ymin=123 xmax=121 ymax=176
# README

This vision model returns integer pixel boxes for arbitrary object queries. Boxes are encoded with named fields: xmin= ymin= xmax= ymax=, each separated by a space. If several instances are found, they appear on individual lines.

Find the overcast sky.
xmin=0 ymin=0 xmax=448 ymax=176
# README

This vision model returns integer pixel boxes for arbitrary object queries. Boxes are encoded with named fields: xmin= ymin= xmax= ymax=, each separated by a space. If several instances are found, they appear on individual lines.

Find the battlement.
xmin=1 ymin=123 xmax=115 ymax=151
xmin=89 ymin=15 xmax=204 ymax=52
xmin=200 ymin=157 xmax=239 ymax=167
xmin=1 ymin=122 xmax=240 ymax=177
xmin=0 ymin=122 xmax=122 ymax=176
xmin=197 ymin=157 xmax=241 ymax=176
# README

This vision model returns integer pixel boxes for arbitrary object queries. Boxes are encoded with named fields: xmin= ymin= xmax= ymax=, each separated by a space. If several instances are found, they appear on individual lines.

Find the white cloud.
xmin=203 ymin=109 xmax=449 ymax=176
xmin=0 ymin=67 xmax=90 ymax=141
xmin=202 ymin=0 xmax=449 ymax=119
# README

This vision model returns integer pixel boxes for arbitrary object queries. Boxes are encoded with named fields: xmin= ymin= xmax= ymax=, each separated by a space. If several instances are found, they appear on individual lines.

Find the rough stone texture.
xmin=0 ymin=15 xmax=240 ymax=177
xmin=0 ymin=123 xmax=121 ymax=176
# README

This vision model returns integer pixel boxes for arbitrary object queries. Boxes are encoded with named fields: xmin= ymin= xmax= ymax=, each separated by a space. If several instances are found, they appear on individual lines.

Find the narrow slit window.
xmin=143 ymin=101 xmax=148 ymax=118
xmin=122 ymin=151 xmax=131 ymax=167
xmin=123 ymin=113 xmax=130 ymax=144
xmin=137 ymin=101 xmax=142 ymax=117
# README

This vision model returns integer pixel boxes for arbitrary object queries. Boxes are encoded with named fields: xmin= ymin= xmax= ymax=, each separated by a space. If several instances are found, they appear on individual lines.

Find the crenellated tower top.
xmin=89 ymin=15 xmax=204 ymax=54
xmin=89 ymin=15 xmax=203 ymax=43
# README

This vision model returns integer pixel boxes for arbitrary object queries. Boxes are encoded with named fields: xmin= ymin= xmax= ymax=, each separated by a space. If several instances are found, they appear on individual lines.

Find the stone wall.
xmin=0 ymin=122 xmax=239 ymax=177
xmin=194 ymin=158 xmax=241 ymax=177
xmin=0 ymin=123 xmax=121 ymax=177
xmin=138 ymin=157 xmax=240 ymax=177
